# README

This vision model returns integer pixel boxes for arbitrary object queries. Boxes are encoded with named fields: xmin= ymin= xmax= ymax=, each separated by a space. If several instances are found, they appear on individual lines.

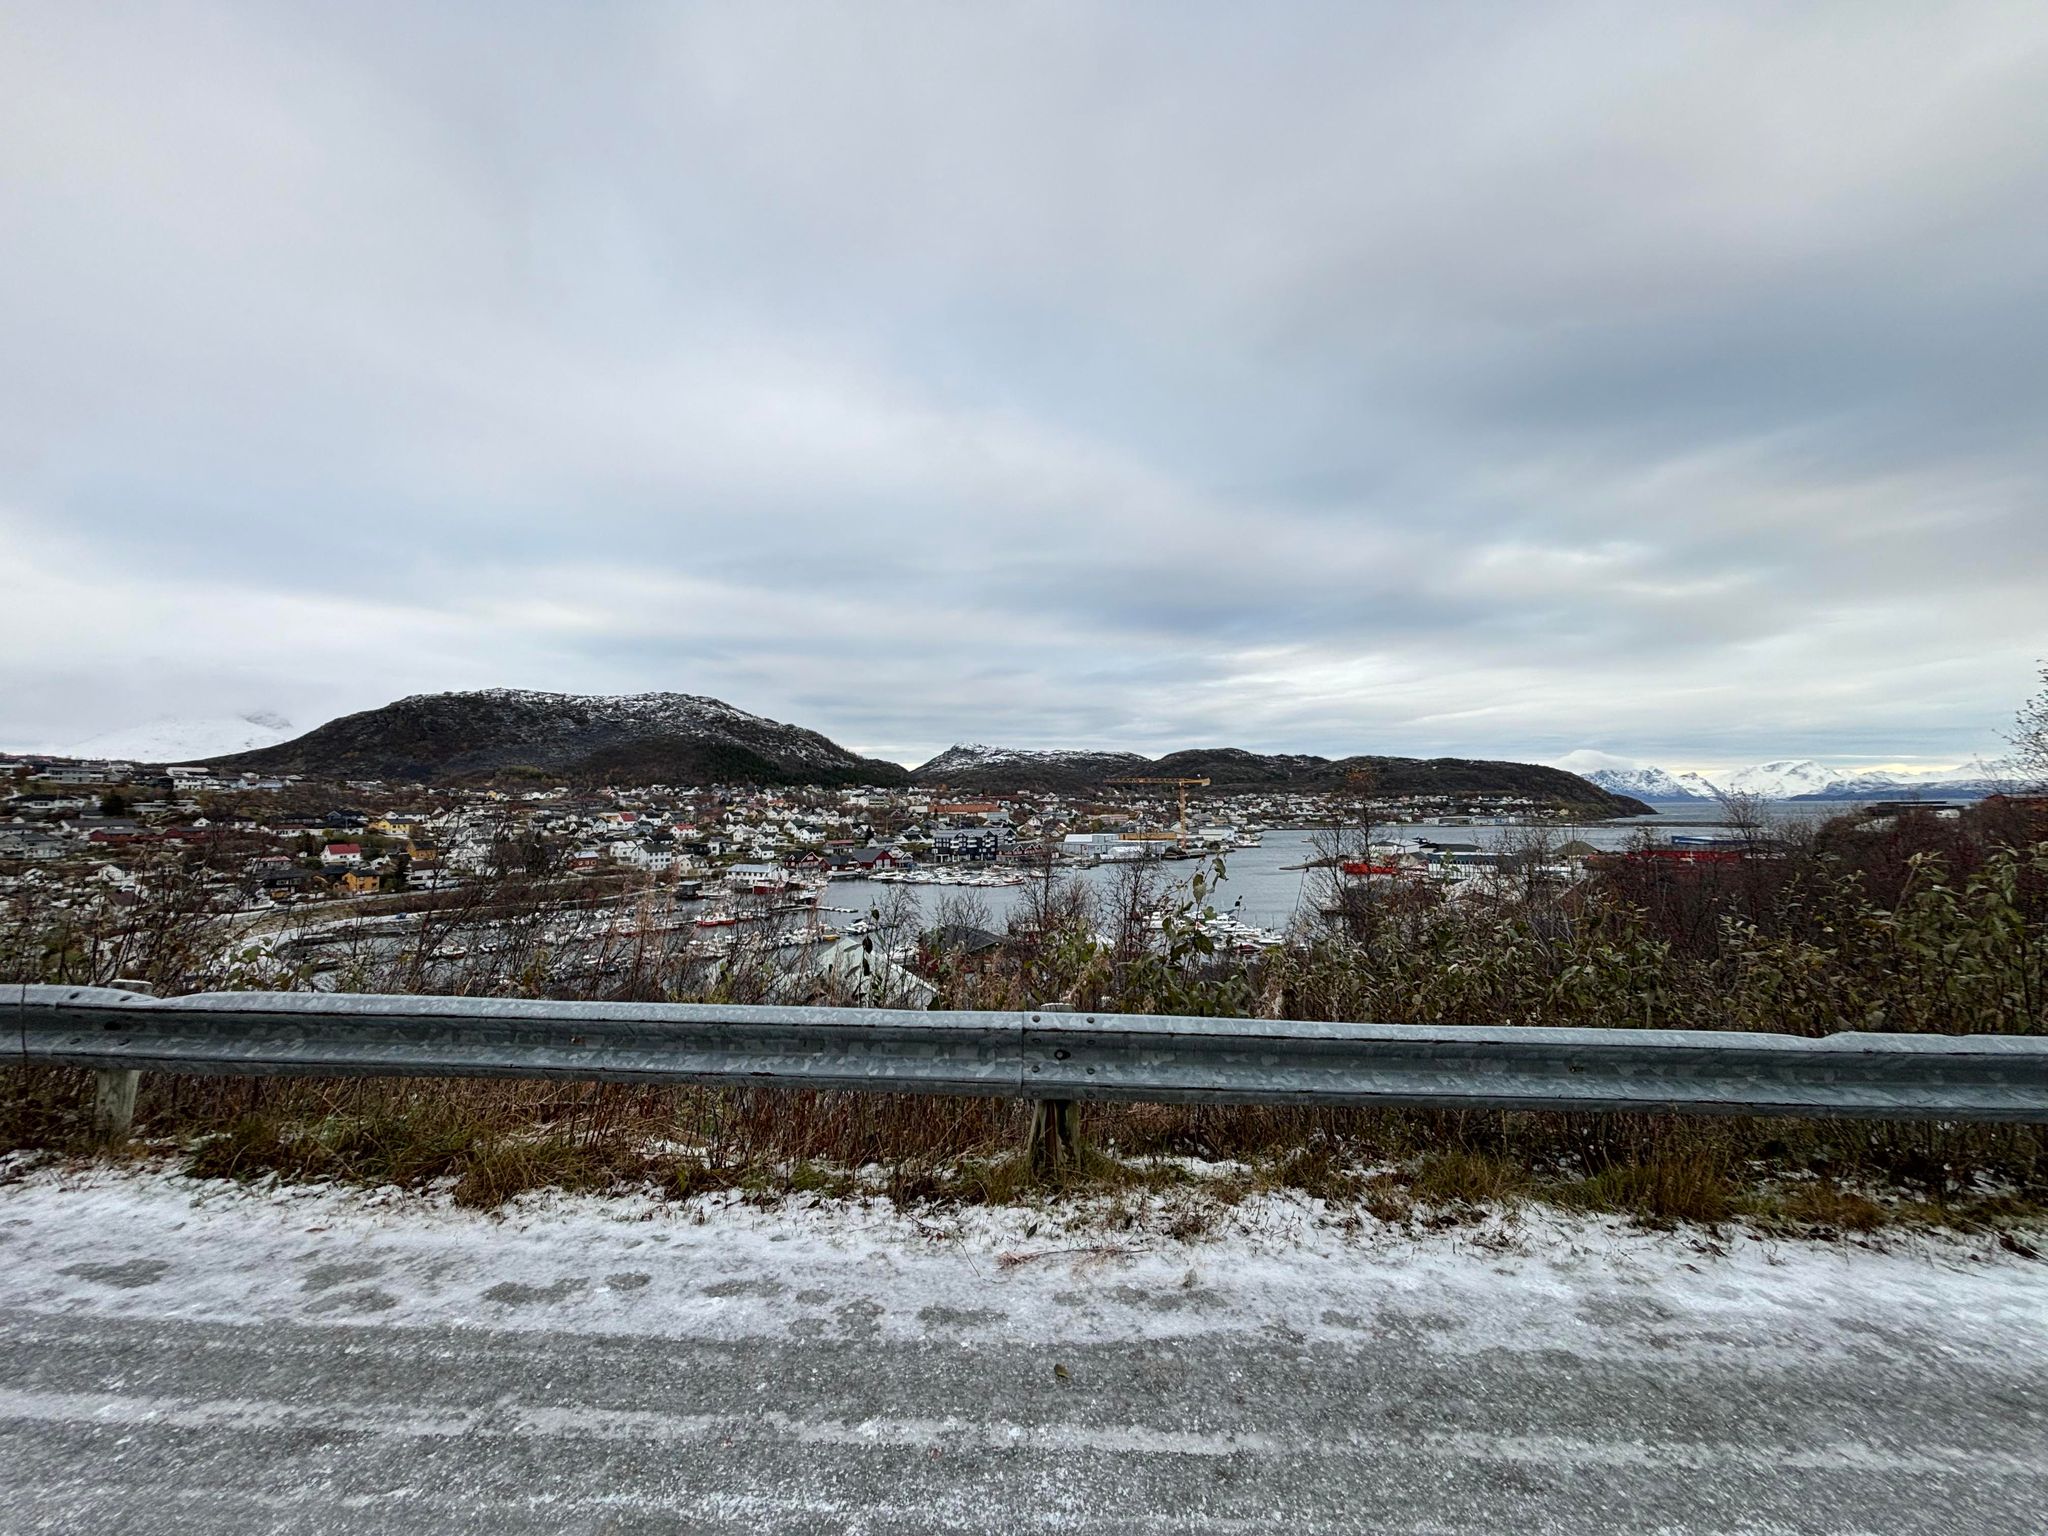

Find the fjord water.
xmin=828 ymin=802 xmax=1785 ymax=934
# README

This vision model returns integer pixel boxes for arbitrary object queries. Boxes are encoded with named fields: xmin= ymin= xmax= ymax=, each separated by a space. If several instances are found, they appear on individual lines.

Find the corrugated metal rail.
xmin=12 ymin=984 xmax=2048 ymax=1123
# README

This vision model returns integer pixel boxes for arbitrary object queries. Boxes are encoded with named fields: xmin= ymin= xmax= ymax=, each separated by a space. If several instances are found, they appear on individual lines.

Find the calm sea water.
xmin=823 ymin=801 xmax=1848 ymax=934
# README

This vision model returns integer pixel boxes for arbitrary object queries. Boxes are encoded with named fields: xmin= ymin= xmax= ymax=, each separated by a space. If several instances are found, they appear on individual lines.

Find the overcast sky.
xmin=3 ymin=3 xmax=2043 ymax=772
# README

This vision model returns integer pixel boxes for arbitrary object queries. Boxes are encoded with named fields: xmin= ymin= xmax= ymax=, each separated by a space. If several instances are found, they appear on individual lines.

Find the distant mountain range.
xmin=146 ymin=691 xmax=1648 ymax=813
xmin=910 ymin=743 xmax=1649 ymax=815
xmin=1575 ymin=757 xmax=2003 ymax=802
xmin=47 ymin=695 xmax=2010 ymax=812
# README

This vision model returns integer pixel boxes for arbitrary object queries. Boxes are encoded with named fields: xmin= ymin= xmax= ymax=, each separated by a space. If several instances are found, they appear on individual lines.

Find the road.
xmin=1 ymin=1169 xmax=2043 ymax=1533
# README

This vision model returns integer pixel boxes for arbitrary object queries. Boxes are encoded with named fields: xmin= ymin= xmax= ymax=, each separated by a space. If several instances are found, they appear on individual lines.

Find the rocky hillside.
xmin=206 ymin=690 xmax=911 ymax=788
xmin=913 ymin=743 xmax=1650 ymax=816
xmin=910 ymin=744 xmax=1152 ymax=792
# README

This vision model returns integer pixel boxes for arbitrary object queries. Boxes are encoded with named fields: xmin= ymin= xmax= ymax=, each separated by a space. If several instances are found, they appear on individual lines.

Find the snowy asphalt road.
xmin=5 ymin=1309 xmax=2048 ymax=1534
xmin=1 ymin=1170 xmax=2043 ymax=1533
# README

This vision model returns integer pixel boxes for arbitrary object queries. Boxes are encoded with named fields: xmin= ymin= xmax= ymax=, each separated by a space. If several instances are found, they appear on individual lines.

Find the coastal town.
xmin=0 ymin=748 xmax=1630 ymax=891
xmin=1 ymin=746 xmax=1665 ymax=999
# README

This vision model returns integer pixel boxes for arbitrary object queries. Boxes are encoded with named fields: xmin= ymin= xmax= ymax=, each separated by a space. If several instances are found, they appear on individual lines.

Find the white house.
xmin=614 ymin=842 xmax=682 ymax=873
xmin=1062 ymin=832 xmax=1123 ymax=858
xmin=728 ymin=861 xmax=797 ymax=892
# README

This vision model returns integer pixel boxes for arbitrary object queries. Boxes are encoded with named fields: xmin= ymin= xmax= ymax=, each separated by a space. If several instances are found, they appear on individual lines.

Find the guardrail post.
xmin=1024 ymin=1004 xmax=1081 ymax=1176
xmin=1025 ymin=1098 xmax=1080 ymax=1176
xmin=92 ymin=1070 xmax=140 ymax=1148
xmin=89 ymin=979 xmax=154 ymax=1149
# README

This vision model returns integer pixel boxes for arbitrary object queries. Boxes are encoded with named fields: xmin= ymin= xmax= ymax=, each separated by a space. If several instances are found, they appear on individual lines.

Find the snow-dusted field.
xmin=1 ymin=1164 xmax=2044 ymax=1533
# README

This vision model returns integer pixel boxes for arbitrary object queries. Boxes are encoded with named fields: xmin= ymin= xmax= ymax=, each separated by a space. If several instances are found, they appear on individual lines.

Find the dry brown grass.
xmin=1412 ymin=1150 xmax=1531 ymax=1206
xmin=1761 ymin=1180 xmax=1888 ymax=1235
xmin=1554 ymin=1157 xmax=1736 ymax=1227
xmin=4 ymin=1064 xmax=2044 ymax=1235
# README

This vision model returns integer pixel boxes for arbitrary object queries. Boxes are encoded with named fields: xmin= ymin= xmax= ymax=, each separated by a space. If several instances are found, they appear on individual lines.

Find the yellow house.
xmin=341 ymin=870 xmax=383 ymax=895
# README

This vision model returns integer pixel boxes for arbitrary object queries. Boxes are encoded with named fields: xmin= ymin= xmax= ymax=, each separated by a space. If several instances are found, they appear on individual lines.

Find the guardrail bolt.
xmin=92 ymin=1070 xmax=140 ymax=1149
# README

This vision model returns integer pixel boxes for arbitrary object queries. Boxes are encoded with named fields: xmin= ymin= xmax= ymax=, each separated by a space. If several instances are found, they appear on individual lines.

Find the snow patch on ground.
xmin=2 ymin=1163 xmax=2041 ymax=1365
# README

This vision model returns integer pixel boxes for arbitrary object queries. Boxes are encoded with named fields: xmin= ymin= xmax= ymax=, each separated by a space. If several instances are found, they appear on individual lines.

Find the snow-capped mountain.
xmin=1562 ymin=751 xmax=1997 ymax=802
xmin=1579 ymin=765 xmax=1720 ymax=802
xmin=1710 ymin=759 xmax=2002 ymax=800
xmin=1718 ymin=760 xmax=1882 ymax=799
xmin=67 ymin=710 xmax=296 ymax=764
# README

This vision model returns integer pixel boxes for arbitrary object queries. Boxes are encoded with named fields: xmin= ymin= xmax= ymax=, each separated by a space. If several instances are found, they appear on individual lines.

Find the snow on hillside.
xmin=1710 ymin=759 xmax=1997 ymax=799
xmin=445 ymin=689 xmax=764 ymax=728
xmin=67 ymin=710 xmax=296 ymax=764
xmin=1718 ymin=759 xmax=1874 ymax=798
xmin=1555 ymin=751 xmax=1716 ymax=801
xmin=393 ymin=690 xmax=858 ymax=770
xmin=1559 ymin=750 xmax=1993 ymax=802
xmin=1579 ymin=765 xmax=1717 ymax=801
xmin=917 ymin=743 xmax=1151 ymax=773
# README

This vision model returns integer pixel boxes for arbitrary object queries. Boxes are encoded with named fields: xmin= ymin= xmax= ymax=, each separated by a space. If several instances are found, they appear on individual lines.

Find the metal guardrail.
xmin=12 ymin=984 xmax=2048 ymax=1126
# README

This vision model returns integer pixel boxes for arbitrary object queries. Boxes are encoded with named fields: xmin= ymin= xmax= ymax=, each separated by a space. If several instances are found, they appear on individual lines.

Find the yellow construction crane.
xmin=1104 ymin=776 xmax=1211 ymax=846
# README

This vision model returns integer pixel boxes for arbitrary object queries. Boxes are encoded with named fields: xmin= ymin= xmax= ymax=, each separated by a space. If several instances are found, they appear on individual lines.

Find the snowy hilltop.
xmin=914 ymin=743 xmax=1153 ymax=775
xmin=1556 ymin=750 xmax=2001 ymax=802
xmin=1566 ymin=762 xmax=1722 ymax=801
xmin=202 ymin=689 xmax=910 ymax=786
xmin=66 ymin=709 xmax=295 ymax=764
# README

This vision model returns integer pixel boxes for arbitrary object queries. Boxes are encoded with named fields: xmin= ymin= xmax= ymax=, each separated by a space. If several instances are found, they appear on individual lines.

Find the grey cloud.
xmin=1 ymin=1 xmax=2043 ymax=769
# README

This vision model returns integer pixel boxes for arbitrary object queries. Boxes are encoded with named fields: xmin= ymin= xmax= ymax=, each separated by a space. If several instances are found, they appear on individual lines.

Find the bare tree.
xmin=2010 ymin=661 xmax=2048 ymax=790
xmin=1709 ymin=788 xmax=1777 ymax=855
xmin=928 ymin=888 xmax=994 ymax=942
xmin=867 ymin=885 xmax=920 ymax=958
xmin=1308 ymin=767 xmax=1388 ymax=943
xmin=1100 ymin=857 xmax=1164 ymax=973
xmin=1484 ymin=821 xmax=1563 ymax=910
xmin=1010 ymin=863 xmax=1094 ymax=1002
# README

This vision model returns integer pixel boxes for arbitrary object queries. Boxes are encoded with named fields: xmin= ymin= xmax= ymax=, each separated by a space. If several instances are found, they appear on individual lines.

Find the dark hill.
xmin=912 ymin=743 xmax=1651 ymax=816
xmin=206 ymin=690 xmax=911 ymax=788
xmin=910 ymin=745 xmax=1152 ymax=792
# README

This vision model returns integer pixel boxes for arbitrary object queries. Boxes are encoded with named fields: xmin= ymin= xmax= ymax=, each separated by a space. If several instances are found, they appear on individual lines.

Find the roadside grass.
xmin=6 ymin=808 xmax=2041 ymax=1239
xmin=1411 ymin=1150 xmax=1531 ymax=1208
xmin=4 ymin=1065 xmax=2042 ymax=1239
xmin=1552 ymin=1157 xmax=1735 ymax=1227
